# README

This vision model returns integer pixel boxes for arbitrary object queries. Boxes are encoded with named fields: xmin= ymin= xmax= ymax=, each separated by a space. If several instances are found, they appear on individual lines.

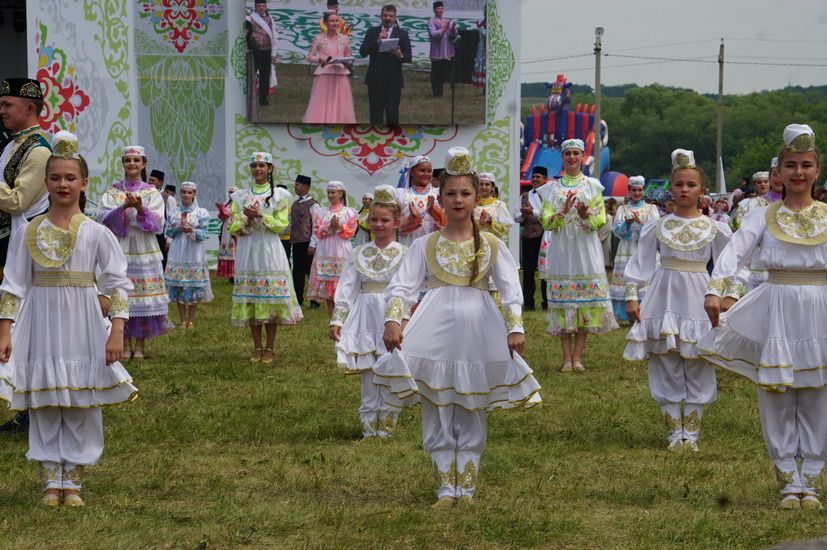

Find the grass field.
xmin=0 ymin=274 xmax=824 ymax=549
xmin=254 ymin=63 xmax=486 ymax=126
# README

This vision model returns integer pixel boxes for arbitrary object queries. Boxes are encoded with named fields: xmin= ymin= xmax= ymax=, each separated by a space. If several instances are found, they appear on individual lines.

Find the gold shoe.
xmin=40 ymin=492 xmax=60 ymax=507
xmin=560 ymin=360 xmax=573 ymax=373
xmin=249 ymin=348 xmax=263 ymax=363
xmin=260 ymin=348 xmax=275 ymax=365
xmin=457 ymin=495 xmax=475 ymax=507
xmin=801 ymin=495 xmax=823 ymax=510
xmin=779 ymin=494 xmax=801 ymax=510
xmin=63 ymin=491 xmax=85 ymax=507
xmin=431 ymin=496 xmax=455 ymax=510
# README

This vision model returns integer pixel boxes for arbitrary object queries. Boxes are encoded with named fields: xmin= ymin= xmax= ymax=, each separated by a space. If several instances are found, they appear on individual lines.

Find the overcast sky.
xmin=520 ymin=0 xmax=827 ymax=94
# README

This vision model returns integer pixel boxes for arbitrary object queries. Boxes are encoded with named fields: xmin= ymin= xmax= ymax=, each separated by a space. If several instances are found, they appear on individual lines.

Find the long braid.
xmin=264 ymin=171 xmax=275 ymax=207
xmin=469 ymin=217 xmax=481 ymax=284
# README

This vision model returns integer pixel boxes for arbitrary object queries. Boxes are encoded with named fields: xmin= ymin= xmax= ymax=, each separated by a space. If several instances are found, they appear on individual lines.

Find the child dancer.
xmin=540 ymin=138 xmax=618 ymax=372
xmin=700 ymin=125 xmax=827 ymax=509
xmin=473 ymin=172 xmax=513 ymax=239
xmin=731 ymin=171 xmax=771 ymax=230
xmin=98 ymin=144 xmax=174 ymax=359
xmin=329 ymin=185 xmax=406 ymax=439
xmin=610 ymin=176 xmax=660 ymax=323
xmin=624 ymin=150 xmax=734 ymax=452
xmin=231 ymin=152 xmax=303 ymax=364
xmin=394 ymin=156 xmax=446 ymax=246
xmin=0 ymin=131 xmax=137 ymax=506
xmin=307 ymin=181 xmax=358 ymax=315
xmin=376 ymin=147 xmax=541 ymax=509
xmin=216 ymin=187 xmax=237 ymax=281
xmin=165 ymin=181 xmax=213 ymax=328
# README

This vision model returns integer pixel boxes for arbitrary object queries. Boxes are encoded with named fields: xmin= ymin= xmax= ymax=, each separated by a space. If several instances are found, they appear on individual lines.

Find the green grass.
xmin=256 ymin=63 xmax=486 ymax=125
xmin=0 ymin=275 xmax=823 ymax=548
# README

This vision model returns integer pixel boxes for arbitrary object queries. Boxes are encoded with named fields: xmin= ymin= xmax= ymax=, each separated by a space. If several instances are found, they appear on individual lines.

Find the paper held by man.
xmin=378 ymin=38 xmax=398 ymax=53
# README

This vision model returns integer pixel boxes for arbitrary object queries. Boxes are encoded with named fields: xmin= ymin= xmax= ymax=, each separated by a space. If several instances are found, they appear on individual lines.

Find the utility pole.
xmin=593 ymin=27 xmax=603 ymax=178
xmin=716 ymin=38 xmax=724 ymax=191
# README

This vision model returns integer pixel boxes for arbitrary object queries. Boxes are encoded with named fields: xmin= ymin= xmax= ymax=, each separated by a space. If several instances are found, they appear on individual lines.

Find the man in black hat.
xmin=0 ymin=77 xmax=52 ymax=434
xmin=149 ymin=170 xmax=173 ymax=268
xmin=359 ymin=4 xmax=412 ymax=126
xmin=513 ymin=165 xmax=550 ymax=311
xmin=290 ymin=174 xmax=318 ymax=308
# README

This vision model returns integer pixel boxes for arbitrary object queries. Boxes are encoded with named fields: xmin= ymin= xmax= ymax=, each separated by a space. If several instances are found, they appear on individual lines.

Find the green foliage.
xmin=0 ymin=276 xmax=825 ymax=547
xmin=521 ymin=83 xmax=827 ymax=189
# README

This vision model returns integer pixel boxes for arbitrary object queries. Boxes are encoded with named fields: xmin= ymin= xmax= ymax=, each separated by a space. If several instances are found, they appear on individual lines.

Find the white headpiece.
xmin=408 ymin=155 xmax=431 ymax=170
xmin=478 ymin=172 xmax=495 ymax=184
xmin=444 ymin=147 xmax=473 ymax=176
xmin=561 ymin=139 xmax=585 ymax=152
xmin=783 ymin=124 xmax=816 ymax=153
xmin=373 ymin=184 xmax=398 ymax=206
xmin=327 ymin=180 xmax=346 ymax=192
xmin=249 ymin=151 xmax=273 ymax=164
xmin=671 ymin=149 xmax=697 ymax=171
xmin=122 ymin=145 xmax=146 ymax=158
xmin=770 ymin=157 xmax=779 ymax=169
xmin=628 ymin=175 xmax=645 ymax=188
xmin=51 ymin=131 xmax=81 ymax=160
xmin=752 ymin=171 xmax=769 ymax=182
xmin=181 ymin=181 xmax=197 ymax=191
xmin=362 ymin=192 xmax=374 ymax=200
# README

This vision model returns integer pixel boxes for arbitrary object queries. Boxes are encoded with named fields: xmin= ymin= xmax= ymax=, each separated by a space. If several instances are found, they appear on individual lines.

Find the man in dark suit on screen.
xmin=358 ymin=4 xmax=412 ymax=126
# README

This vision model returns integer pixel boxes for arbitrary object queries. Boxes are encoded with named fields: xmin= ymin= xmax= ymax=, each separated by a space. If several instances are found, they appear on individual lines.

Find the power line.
xmin=521 ymin=53 xmax=591 ymax=65
xmin=606 ymin=53 xmax=827 ymax=68
xmin=726 ymin=37 xmax=827 ymax=44
xmin=609 ymin=38 xmax=720 ymax=53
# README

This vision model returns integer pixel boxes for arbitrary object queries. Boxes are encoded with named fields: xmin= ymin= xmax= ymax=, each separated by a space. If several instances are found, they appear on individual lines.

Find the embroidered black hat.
xmin=150 ymin=170 xmax=165 ymax=180
xmin=0 ymin=78 xmax=44 ymax=100
xmin=295 ymin=174 xmax=311 ymax=185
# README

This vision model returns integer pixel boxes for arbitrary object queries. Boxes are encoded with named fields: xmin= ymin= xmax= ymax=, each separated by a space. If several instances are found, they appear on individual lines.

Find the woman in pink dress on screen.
xmin=303 ymin=12 xmax=356 ymax=124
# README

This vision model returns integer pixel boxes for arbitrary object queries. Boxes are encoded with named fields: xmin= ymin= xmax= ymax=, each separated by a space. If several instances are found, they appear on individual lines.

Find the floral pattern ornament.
xmin=485 ymin=0 xmax=514 ymax=122
xmin=139 ymin=0 xmax=224 ymax=54
xmin=287 ymin=125 xmax=458 ymax=176
xmin=34 ymin=22 xmax=91 ymax=134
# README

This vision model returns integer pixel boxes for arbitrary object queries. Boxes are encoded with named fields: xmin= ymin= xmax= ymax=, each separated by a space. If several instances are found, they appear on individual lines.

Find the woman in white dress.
xmin=700 ymin=124 xmax=827 ymax=510
xmin=377 ymin=148 xmax=541 ymax=509
xmin=394 ymin=156 xmax=446 ymax=246
xmin=230 ymin=152 xmax=303 ymax=364
xmin=164 ymin=181 xmax=213 ymax=328
xmin=611 ymin=176 xmax=660 ymax=323
xmin=624 ymin=150 xmax=734 ymax=452
xmin=0 ymin=132 xmax=136 ymax=507
xmin=473 ymin=172 xmax=513 ymax=240
xmin=98 ymin=145 xmax=174 ymax=359
xmin=540 ymin=138 xmax=618 ymax=372
xmin=330 ymin=186 xmax=407 ymax=439
xmin=307 ymin=181 xmax=358 ymax=316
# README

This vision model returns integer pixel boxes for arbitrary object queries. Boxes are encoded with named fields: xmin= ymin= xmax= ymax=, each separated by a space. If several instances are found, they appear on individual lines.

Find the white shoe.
xmin=779 ymin=494 xmax=801 ymax=510
xmin=801 ymin=495 xmax=823 ymax=510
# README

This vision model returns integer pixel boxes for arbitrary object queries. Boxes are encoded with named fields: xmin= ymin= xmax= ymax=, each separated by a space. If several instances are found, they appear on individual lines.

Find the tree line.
xmin=522 ymin=83 xmax=827 ymax=188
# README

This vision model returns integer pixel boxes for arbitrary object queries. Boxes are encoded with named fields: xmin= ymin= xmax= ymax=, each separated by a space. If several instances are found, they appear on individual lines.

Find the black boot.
xmin=0 ymin=411 xmax=28 ymax=434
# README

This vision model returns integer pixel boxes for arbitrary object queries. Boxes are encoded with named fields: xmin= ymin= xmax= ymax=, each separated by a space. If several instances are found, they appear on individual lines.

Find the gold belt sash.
xmin=425 ymin=276 xmax=489 ymax=291
xmin=32 ymin=271 xmax=96 ymax=287
xmin=766 ymin=270 xmax=827 ymax=286
xmin=660 ymin=257 xmax=708 ymax=273
xmin=360 ymin=282 xmax=388 ymax=293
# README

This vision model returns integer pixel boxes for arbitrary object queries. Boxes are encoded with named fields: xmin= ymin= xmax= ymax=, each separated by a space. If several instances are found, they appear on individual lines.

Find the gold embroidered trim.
xmin=656 ymin=215 xmax=717 ymax=252
xmin=32 ymin=271 xmax=95 ymax=287
xmin=385 ymin=297 xmax=403 ymax=323
xmin=766 ymin=201 xmax=827 ymax=245
xmin=40 ymin=464 xmax=59 ymax=486
xmin=503 ymin=308 xmax=523 ymax=333
xmin=457 ymin=460 xmax=477 ymax=490
xmin=0 ymin=292 xmax=17 ymax=319
xmin=63 ymin=465 xmax=85 ymax=486
xmin=25 ymin=214 xmax=87 ymax=268
xmin=425 ymin=232 xmax=499 ymax=287
xmin=353 ymin=242 xmax=405 ymax=279
xmin=804 ymin=471 xmax=823 ymax=491
xmin=663 ymin=411 xmax=681 ymax=434
xmin=706 ymin=278 xmax=727 ymax=295
xmin=625 ymin=283 xmax=639 ymax=302
xmin=766 ymin=270 xmax=827 ymax=286
xmin=684 ymin=410 xmax=701 ymax=432
xmin=433 ymin=458 xmax=457 ymax=488
xmin=377 ymin=414 xmax=397 ymax=435
xmin=360 ymin=282 xmax=388 ymax=293
xmin=425 ymin=276 xmax=489 ymax=292
xmin=331 ymin=306 xmax=348 ymax=325
xmin=775 ymin=467 xmax=795 ymax=488
xmin=109 ymin=292 xmax=129 ymax=316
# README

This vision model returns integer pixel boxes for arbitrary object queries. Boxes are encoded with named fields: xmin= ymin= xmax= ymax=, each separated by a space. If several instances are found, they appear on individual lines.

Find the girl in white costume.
xmin=700 ymin=124 xmax=827 ymax=510
xmin=330 ymin=186 xmax=407 ymax=438
xmin=539 ymin=138 xmax=618 ymax=372
xmin=731 ymin=171 xmax=771 ymax=230
xmin=230 ymin=152 xmax=303 ymax=365
xmin=307 ymin=181 xmax=358 ymax=315
xmin=610 ymin=176 xmax=660 ymax=323
xmin=473 ymin=172 xmax=513 ymax=240
xmin=394 ymin=156 xmax=446 ymax=246
xmin=377 ymin=147 xmax=541 ymax=509
xmin=164 ymin=181 xmax=213 ymax=328
xmin=0 ymin=132 xmax=136 ymax=507
xmin=624 ymin=150 xmax=734 ymax=452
